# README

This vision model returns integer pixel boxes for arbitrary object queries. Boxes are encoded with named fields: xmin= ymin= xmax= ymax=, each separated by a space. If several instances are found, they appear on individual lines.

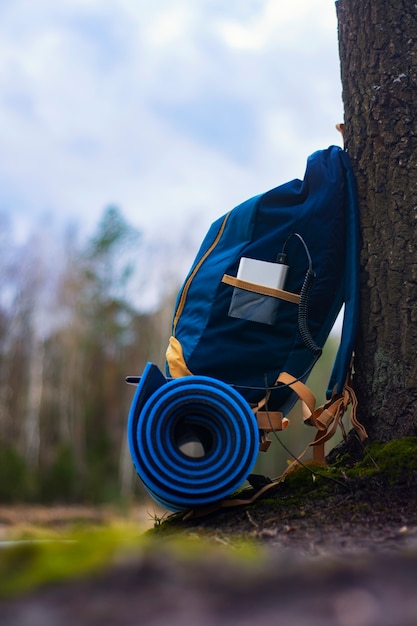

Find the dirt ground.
xmin=1 ymin=455 xmax=417 ymax=625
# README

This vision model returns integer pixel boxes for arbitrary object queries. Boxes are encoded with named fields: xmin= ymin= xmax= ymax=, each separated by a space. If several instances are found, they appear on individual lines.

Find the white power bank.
xmin=236 ymin=257 xmax=288 ymax=290
xmin=229 ymin=257 xmax=289 ymax=325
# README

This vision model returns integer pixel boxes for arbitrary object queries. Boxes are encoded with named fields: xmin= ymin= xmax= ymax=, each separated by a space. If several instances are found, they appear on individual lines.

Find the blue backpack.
xmin=167 ymin=146 xmax=357 ymax=406
xmin=127 ymin=145 xmax=367 ymax=513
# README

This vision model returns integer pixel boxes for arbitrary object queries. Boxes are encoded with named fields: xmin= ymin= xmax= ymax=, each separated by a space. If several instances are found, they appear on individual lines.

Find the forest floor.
xmin=1 ymin=438 xmax=417 ymax=625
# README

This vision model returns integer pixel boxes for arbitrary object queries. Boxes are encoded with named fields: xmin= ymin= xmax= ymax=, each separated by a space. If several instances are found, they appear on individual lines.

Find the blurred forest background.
xmin=0 ymin=205 xmax=338 ymax=507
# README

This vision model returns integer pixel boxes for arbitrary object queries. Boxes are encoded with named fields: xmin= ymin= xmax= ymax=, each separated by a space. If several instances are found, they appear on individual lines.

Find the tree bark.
xmin=337 ymin=0 xmax=417 ymax=440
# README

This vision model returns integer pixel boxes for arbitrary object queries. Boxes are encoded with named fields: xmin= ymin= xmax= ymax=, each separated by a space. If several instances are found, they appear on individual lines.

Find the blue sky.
xmin=0 ymin=0 xmax=343 ymax=245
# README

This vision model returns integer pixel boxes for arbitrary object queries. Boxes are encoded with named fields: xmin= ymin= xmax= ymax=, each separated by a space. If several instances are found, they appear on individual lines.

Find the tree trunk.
xmin=24 ymin=332 xmax=44 ymax=467
xmin=336 ymin=0 xmax=417 ymax=440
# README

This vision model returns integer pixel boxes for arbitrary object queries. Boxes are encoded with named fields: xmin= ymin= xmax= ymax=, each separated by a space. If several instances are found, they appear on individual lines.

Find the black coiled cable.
xmin=282 ymin=233 xmax=322 ymax=357
xmin=298 ymin=267 xmax=322 ymax=356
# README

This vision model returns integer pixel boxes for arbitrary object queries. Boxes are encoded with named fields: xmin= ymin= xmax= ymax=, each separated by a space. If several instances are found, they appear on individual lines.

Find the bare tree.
xmin=337 ymin=0 xmax=417 ymax=441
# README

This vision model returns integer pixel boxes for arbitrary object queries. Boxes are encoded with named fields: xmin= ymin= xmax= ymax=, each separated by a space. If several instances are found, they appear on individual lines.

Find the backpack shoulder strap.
xmin=326 ymin=149 xmax=361 ymax=397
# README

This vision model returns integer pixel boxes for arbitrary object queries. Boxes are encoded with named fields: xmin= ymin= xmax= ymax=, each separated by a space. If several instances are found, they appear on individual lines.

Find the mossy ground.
xmin=1 ymin=439 xmax=417 ymax=625
xmin=1 ymin=438 xmax=416 ymax=596
xmin=150 ymin=437 xmax=417 ymax=553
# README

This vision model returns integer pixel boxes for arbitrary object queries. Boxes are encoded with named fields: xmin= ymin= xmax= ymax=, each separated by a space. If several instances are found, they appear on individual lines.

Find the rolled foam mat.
xmin=127 ymin=363 xmax=259 ymax=512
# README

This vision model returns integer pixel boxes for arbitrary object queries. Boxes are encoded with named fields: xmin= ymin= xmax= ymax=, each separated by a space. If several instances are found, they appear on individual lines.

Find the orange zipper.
xmin=173 ymin=212 xmax=231 ymax=333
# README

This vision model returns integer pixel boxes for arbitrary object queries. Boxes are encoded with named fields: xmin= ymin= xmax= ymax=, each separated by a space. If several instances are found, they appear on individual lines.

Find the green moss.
xmin=146 ymin=511 xmax=184 ymax=536
xmin=352 ymin=437 xmax=417 ymax=479
xmin=0 ymin=523 xmax=144 ymax=598
xmin=278 ymin=438 xmax=417 ymax=488
xmin=0 ymin=519 xmax=264 ymax=599
xmin=270 ymin=437 xmax=417 ymax=496
xmin=277 ymin=437 xmax=417 ymax=495
xmin=153 ymin=533 xmax=262 ymax=564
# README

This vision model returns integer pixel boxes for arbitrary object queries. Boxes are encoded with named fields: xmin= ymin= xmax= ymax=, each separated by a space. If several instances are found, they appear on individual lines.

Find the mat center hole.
xmin=174 ymin=420 xmax=214 ymax=459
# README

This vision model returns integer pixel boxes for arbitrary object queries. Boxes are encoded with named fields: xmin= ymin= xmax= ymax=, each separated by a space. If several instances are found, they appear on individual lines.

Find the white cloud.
xmin=0 ymin=0 xmax=343 ymax=246
xmin=146 ymin=4 xmax=193 ymax=47
xmin=215 ymin=0 xmax=337 ymax=50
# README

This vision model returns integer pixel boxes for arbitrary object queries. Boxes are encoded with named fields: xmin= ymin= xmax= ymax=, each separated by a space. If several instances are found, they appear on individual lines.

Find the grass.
xmin=0 ymin=520 xmax=146 ymax=598
xmin=0 ymin=509 xmax=261 ymax=599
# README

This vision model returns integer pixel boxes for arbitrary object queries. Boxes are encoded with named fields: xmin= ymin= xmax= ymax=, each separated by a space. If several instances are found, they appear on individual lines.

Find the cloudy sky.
xmin=0 ymin=0 xmax=343 ymax=246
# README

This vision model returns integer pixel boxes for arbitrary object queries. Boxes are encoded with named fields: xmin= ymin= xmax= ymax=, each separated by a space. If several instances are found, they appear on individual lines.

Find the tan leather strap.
xmin=293 ymin=384 xmax=367 ymax=465
xmin=259 ymin=433 xmax=272 ymax=452
xmin=252 ymin=394 xmax=289 ymax=431
xmin=276 ymin=372 xmax=316 ymax=417
xmin=309 ymin=400 xmax=343 ymax=463
xmin=276 ymin=372 xmax=349 ymax=465
xmin=345 ymin=384 xmax=367 ymax=441
xmin=252 ymin=395 xmax=289 ymax=451
xmin=256 ymin=411 xmax=289 ymax=432
xmin=222 ymin=274 xmax=301 ymax=305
